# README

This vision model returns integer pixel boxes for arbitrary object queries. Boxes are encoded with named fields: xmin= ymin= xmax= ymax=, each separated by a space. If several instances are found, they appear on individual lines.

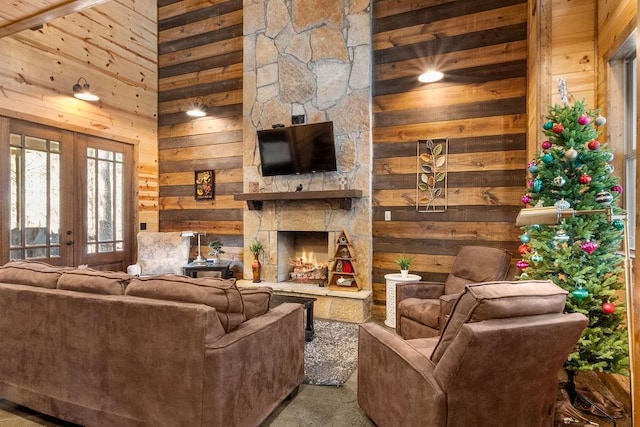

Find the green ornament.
xmin=531 ymin=252 xmax=543 ymax=263
xmin=542 ymin=153 xmax=553 ymax=164
xmin=612 ymin=219 xmax=624 ymax=231
xmin=543 ymin=121 xmax=553 ymax=131
xmin=571 ymin=288 xmax=589 ymax=300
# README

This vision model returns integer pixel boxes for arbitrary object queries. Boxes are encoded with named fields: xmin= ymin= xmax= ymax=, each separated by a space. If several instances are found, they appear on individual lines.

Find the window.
xmin=623 ymin=52 xmax=636 ymax=251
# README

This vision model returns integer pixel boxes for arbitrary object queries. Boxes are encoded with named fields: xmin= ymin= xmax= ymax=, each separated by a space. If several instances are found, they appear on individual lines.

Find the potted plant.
xmin=249 ymin=241 xmax=264 ymax=283
xmin=208 ymin=239 xmax=225 ymax=263
xmin=396 ymin=254 xmax=412 ymax=278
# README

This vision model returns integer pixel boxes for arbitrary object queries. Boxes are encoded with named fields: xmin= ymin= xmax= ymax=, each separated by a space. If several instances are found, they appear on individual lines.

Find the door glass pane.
xmin=87 ymin=147 xmax=125 ymax=254
xmin=10 ymin=134 xmax=61 ymax=260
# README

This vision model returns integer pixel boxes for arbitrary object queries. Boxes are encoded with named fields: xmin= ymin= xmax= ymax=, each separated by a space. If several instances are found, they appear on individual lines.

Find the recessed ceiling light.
xmin=418 ymin=70 xmax=444 ymax=83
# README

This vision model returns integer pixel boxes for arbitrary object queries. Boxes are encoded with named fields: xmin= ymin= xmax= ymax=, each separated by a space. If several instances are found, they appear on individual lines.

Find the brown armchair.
xmin=396 ymin=245 xmax=513 ymax=339
xmin=358 ymin=280 xmax=588 ymax=427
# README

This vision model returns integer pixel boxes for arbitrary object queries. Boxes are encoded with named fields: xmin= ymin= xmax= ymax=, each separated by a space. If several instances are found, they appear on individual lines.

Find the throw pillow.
xmin=57 ymin=268 xmax=132 ymax=295
xmin=0 ymin=260 xmax=69 ymax=289
xmin=239 ymin=287 xmax=273 ymax=320
xmin=125 ymin=275 xmax=245 ymax=332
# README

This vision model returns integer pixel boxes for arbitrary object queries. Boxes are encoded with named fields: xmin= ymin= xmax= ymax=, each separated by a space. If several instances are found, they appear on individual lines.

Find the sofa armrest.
xmin=438 ymin=292 xmax=460 ymax=329
xmin=202 ymin=303 xmax=304 ymax=426
xmin=358 ymin=323 xmax=447 ymax=426
xmin=396 ymin=281 xmax=445 ymax=305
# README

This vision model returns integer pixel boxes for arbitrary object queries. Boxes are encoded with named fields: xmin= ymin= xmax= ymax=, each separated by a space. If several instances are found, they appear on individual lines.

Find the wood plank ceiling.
xmin=0 ymin=0 xmax=109 ymax=38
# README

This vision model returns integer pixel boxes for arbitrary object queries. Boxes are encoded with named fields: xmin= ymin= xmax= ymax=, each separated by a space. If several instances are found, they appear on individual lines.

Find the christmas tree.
xmin=518 ymin=94 xmax=629 ymax=374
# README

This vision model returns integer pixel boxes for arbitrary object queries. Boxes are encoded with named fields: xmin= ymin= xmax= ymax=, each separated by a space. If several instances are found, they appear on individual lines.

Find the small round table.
xmin=384 ymin=273 xmax=421 ymax=328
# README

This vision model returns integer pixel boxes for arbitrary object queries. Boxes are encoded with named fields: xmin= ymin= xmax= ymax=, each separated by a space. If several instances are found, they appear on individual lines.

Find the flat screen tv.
xmin=257 ymin=121 xmax=338 ymax=176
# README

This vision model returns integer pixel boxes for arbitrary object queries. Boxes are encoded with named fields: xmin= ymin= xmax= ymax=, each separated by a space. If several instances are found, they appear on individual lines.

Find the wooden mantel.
xmin=234 ymin=189 xmax=363 ymax=210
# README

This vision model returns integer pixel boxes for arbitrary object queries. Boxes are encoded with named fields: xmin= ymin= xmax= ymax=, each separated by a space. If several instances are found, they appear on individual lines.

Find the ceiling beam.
xmin=0 ymin=0 xmax=111 ymax=39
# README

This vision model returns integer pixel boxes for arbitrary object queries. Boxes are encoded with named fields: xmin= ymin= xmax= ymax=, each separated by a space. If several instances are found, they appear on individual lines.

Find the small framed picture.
xmin=195 ymin=170 xmax=214 ymax=200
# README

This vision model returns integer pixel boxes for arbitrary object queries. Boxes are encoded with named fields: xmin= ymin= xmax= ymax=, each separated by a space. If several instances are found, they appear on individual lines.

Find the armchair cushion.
xmin=443 ymin=246 xmax=512 ymax=295
xmin=397 ymin=298 xmax=440 ymax=329
xmin=431 ymin=279 xmax=568 ymax=363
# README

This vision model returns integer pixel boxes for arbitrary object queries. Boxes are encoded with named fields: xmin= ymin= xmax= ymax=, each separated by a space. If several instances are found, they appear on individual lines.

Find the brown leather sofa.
xmin=359 ymin=280 xmax=588 ymax=426
xmin=0 ymin=261 xmax=304 ymax=427
xmin=396 ymin=245 xmax=513 ymax=339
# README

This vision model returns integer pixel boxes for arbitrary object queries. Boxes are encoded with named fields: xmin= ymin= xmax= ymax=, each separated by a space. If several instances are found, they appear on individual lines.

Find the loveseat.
xmin=0 ymin=260 xmax=304 ymax=427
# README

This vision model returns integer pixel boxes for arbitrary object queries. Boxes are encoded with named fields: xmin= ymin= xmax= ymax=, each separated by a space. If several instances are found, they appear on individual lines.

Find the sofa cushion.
xmin=431 ymin=280 xmax=568 ymax=363
xmin=57 ymin=268 xmax=132 ymax=295
xmin=398 ymin=298 xmax=440 ymax=329
xmin=0 ymin=260 xmax=69 ymax=289
xmin=240 ymin=287 xmax=273 ymax=320
xmin=125 ymin=275 xmax=245 ymax=332
xmin=443 ymin=246 xmax=512 ymax=295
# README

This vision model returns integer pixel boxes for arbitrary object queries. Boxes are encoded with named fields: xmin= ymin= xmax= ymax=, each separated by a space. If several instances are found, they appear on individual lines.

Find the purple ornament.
xmin=516 ymin=259 xmax=530 ymax=270
xmin=521 ymin=194 xmax=532 ymax=204
xmin=581 ymin=241 xmax=599 ymax=255
xmin=577 ymin=114 xmax=590 ymax=125
xmin=541 ymin=141 xmax=552 ymax=150
xmin=611 ymin=185 xmax=623 ymax=194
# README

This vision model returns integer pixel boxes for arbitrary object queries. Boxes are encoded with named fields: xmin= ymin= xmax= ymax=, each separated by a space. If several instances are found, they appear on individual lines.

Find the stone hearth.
xmin=237 ymin=279 xmax=371 ymax=323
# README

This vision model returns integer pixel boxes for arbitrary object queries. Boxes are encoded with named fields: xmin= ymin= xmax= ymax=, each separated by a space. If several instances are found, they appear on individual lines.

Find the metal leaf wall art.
xmin=416 ymin=138 xmax=448 ymax=212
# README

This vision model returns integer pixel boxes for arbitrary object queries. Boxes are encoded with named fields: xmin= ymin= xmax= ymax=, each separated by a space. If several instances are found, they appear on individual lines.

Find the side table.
xmin=270 ymin=294 xmax=317 ymax=341
xmin=384 ymin=273 xmax=421 ymax=328
xmin=183 ymin=261 xmax=232 ymax=279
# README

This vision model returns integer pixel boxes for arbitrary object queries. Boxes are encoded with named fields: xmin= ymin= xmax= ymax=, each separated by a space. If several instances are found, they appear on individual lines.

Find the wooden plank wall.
xmin=0 ymin=0 xmax=159 ymax=233
xmin=371 ymin=0 xmax=528 ymax=317
xmin=550 ymin=0 xmax=596 ymax=107
xmin=157 ymin=0 xmax=245 ymax=273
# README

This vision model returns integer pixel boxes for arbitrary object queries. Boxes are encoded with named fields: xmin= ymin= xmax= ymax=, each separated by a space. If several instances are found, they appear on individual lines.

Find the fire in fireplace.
xmin=289 ymin=249 xmax=328 ymax=284
xmin=277 ymin=231 xmax=329 ymax=285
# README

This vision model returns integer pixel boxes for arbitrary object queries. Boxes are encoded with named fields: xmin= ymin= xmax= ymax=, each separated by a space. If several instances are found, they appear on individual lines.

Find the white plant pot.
xmin=400 ymin=269 xmax=409 ymax=278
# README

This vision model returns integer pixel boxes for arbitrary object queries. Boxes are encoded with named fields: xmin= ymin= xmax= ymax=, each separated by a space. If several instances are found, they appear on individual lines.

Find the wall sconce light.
xmin=418 ymin=70 xmax=444 ymax=83
xmin=186 ymin=97 xmax=207 ymax=117
xmin=181 ymin=231 xmax=207 ymax=264
xmin=72 ymin=77 xmax=100 ymax=101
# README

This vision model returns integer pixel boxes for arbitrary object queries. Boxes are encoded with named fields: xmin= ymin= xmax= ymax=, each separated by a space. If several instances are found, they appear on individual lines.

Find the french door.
xmin=1 ymin=119 xmax=135 ymax=271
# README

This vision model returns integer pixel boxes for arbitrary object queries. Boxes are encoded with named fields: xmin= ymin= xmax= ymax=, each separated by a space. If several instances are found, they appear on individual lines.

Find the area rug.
xmin=304 ymin=320 xmax=359 ymax=386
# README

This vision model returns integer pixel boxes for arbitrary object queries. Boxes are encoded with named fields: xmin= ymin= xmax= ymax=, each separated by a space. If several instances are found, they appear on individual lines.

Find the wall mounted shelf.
xmin=234 ymin=189 xmax=362 ymax=210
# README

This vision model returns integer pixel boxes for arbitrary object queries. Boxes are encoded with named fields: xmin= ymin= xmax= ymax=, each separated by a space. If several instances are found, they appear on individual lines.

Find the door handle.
xmin=66 ymin=240 xmax=74 ymax=246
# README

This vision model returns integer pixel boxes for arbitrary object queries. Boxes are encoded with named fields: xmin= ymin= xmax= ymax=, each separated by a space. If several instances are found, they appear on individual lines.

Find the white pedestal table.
xmin=384 ymin=273 xmax=421 ymax=328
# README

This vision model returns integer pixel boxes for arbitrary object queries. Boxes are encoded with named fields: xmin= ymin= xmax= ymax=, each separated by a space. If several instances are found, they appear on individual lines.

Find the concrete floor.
xmin=0 ymin=370 xmax=373 ymax=427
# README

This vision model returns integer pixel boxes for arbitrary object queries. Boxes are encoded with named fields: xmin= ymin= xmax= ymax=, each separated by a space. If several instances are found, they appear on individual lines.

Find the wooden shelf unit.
xmin=328 ymin=230 xmax=360 ymax=292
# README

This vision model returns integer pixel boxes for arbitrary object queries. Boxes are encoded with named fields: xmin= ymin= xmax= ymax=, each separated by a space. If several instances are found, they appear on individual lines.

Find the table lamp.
xmin=181 ymin=231 xmax=207 ymax=264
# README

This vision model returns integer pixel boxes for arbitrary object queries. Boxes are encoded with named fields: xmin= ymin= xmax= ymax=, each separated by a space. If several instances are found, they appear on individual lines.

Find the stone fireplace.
xmin=240 ymin=0 xmax=373 ymax=322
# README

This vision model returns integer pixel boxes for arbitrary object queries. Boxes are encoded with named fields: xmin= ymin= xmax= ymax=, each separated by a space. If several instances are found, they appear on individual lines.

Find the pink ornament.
xmin=541 ymin=141 xmax=552 ymax=150
xmin=611 ymin=185 xmax=623 ymax=194
xmin=528 ymin=179 xmax=534 ymax=188
xmin=587 ymin=140 xmax=600 ymax=150
xmin=516 ymin=259 xmax=530 ymax=270
xmin=577 ymin=115 xmax=590 ymax=125
xmin=552 ymin=123 xmax=564 ymax=134
xmin=581 ymin=241 xmax=599 ymax=255
xmin=521 ymin=194 xmax=531 ymax=204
